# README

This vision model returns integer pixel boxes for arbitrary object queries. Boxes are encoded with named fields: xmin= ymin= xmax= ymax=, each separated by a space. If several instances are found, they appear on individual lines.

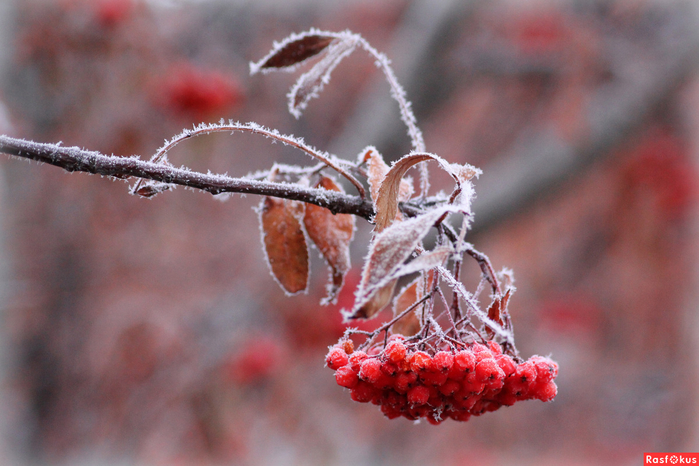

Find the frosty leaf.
xmin=363 ymin=146 xmax=413 ymax=210
xmin=486 ymin=288 xmax=512 ymax=338
xmin=303 ymin=176 xmax=355 ymax=305
xmin=385 ymin=245 xmax=451 ymax=282
xmin=347 ymin=280 xmax=397 ymax=320
xmin=250 ymin=33 xmax=335 ymax=73
xmin=259 ymin=197 xmax=309 ymax=295
xmin=391 ymin=279 xmax=421 ymax=336
xmin=347 ymin=206 xmax=458 ymax=319
xmin=287 ymin=37 xmax=357 ymax=118
xmin=374 ymin=153 xmax=480 ymax=232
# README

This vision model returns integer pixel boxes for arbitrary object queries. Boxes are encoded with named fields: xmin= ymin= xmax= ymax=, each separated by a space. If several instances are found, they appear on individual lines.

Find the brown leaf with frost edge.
xmin=259 ymin=197 xmax=309 ymax=295
xmin=391 ymin=279 xmax=421 ymax=336
xmin=346 ymin=206 xmax=458 ymax=320
xmin=254 ymin=35 xmax=335 ymax=71
xmin=303 ymin=176 xmax=355 ymax=304
xmin=374 ymin=153 xmax=480 ymax=232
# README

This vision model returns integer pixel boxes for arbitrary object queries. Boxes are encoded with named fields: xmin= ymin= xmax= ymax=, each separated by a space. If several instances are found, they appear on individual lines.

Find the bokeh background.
xmin=0 ymin=0 xmax=698 ymax=464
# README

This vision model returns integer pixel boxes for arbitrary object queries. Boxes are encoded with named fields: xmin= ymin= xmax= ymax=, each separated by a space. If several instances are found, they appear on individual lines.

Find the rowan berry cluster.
xmin=326 ymin=336 xmax=558 ymax=424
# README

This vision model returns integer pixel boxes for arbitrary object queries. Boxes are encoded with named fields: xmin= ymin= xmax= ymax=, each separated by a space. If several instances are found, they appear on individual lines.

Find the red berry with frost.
xmin=495 ymin=354 xmax=516 ymax=377
xmin=348 ymin=351 xmax=367 ymax=372
xmin=420 ymin=371 xmax=449 ymax=386
xmin=530 ymin=356 xmax=558 ymax=383
xmin=380 ymin=360 xmax=400 ymax=377
xmin=350 ymin=381 xmax=376 ymax=403
xmin=432 ymin=351 xmax=454 ymax=373
xmin=532 ymin=380 xmax=558 ymax=402
xmin=487 ymin=340 xmax=503 ymax=355
xmin=409 ymin=351 xmax=432 ymax=373
xmin=394 ymin=371 xmax=418 ymax=393
xmin=475 ymin=358 xmax=505 ymax=384
xmin=325 ymin=347 xmax=349 ymax=370
xmin=385 ymin=340 xmax=407 ymax=363
xmin=407 ymin=385 xmax=430 ymax=405
xmin=450 ymin=350 xmax=476 ymax=380
xmin=335 ymin=366 xmax=359 ymax=388
xmin=515 ymin=361 xmax=537 ymax=384
xmin=439 ymin=380 xmax=461 ymax=397
xmin=359 ymin=358 xmax=382 ymax=383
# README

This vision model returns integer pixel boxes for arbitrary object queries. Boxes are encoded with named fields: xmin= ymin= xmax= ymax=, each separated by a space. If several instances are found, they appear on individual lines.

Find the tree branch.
xmin=0 ymin=134 xmax=374 ymax=219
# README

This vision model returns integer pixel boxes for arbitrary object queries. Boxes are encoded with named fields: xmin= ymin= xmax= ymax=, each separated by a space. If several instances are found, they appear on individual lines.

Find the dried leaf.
xmin=374 ymin=153 xmax=480 ymax=232
xmin=251 ymin=34 xmax=335 ymax=71
xmin=363 ymin=146 xmax=413 ymax=208
xmin=287 ymin=38 xmax=357 ymax=118
xmin=303 ymin=176 xmax=355 ymax=304
xmin=259 ymin=197 xmax=309 ymax=294
xmin=486 ymin=288 xmax=512 ymax=338
xmin=347 ymin=206 xmax=457 ymax=319
xmin=391 ymin=279 xmax=421 ymax=336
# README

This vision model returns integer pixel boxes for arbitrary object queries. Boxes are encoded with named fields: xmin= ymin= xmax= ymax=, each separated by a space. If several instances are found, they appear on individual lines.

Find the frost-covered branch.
xmin=0 ymin=135 xmax=374 ymax=218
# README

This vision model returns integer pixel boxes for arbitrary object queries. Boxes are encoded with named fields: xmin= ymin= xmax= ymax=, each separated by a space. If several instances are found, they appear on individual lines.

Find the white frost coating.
xmin=436 ymin=265 xmax=513 ymax=342
xmin=287 ymin=38 xmax=358 ymax=118
xmin=147 ymin=120 xmax=363 ymax=196
xmin=385 ymin=246 xmax=452 ymax=283
xmin=352 ymin=205 xmax=459 ymax=313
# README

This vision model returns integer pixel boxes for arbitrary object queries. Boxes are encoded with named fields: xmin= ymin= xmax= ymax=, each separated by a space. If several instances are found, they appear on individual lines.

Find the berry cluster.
xmin=326 ymin=336 xmax=558 ymax=424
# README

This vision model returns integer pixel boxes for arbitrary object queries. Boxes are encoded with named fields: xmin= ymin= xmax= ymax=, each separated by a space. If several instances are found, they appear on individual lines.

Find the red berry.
xmin=359 ymin=358 xmax=382 ymax=383
xmin=350 ymin=381 xmax=376 ymax=403
xmin=432 ymin=351 xmax=454 ymax=373
xmin=385 ymin=340 xmax=407 ymax=363
xmin=475 ymin=358 xmax=506 ymax=385
xmin=532 ymin=380 xmax=558 ymax=402
xmin=420 ymin=371 xmax=449 ymax=386
xmin=348 ymin=351 xmax=367 ymax=372
xmin=455 ymin=350 xmax=477 ymax=369
xmin=530 ymin=356 xmax=558 ymax=383
xmin=495 ymin=354 xmax=516 ymax=377
xmin=487 ymin=340 xmax=503 ymax=355
xmin=439 ymin=380 xmax=461 ymax=397
xmin=335 ymin=366 xmax=359 ymax=388
xmin=409 ymin=351 xmax=432 ymax=373
xmin=325 ymin=347 xmax=349 ymax=370
xmin=407 ymin=385 xmax=430 ymax=405
xmin=515 ymin=361 xmax=537 ymax=384
xmin=394 ymin=371 xmax=418 ymax=393
xmin=380 ymin=360 xmax=400 ymax=377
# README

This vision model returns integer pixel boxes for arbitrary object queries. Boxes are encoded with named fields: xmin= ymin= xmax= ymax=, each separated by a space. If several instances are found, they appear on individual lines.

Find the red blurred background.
xmin=0 ymin=0 xmax=698 ymax=464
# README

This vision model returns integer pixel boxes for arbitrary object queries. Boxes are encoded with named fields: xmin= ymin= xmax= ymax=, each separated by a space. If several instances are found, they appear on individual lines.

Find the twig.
xmin=0 ymin=135 xmax=374 ymax=218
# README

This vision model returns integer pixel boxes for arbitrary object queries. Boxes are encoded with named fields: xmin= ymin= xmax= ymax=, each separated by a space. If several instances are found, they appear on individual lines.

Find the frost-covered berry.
xmin=325 ymin=346 xmax=349 ymax=370
xmin=334 ymin=366 xmax=359 ymax=388
xmin=348 ymin=351 xmax=368 ymax=372
xmin=495 ymin=354 xmax=516 ymax=377
xmin=530 ymin=356 xmax=558 ymax=383
xmin=359 ymin=358 xmax=382 ymax=383
xmin=487 ymin=340 xmax=503 ymax=355
xmin=385 ymin=340 xmax=407 ymax=363
xmin=407 ymin=385 xmax=430 ymax=405
xmin=454 ymin=350 xmax=476 ymax=373
xmin=515 ymin=361 xmax=537 ymax=384
xmin=350 ymin=381 xmax=376 ymax=403
xmin=394 ymin=371 xmax=418 ymax=393
xmin=532 ymin=380 xmax=558 ymax=402
xmin=409 ymin=351 xmax=432 ymax=373
xmin=432 ymin=351 xmax=454 ymax=373
xmin=475 ymin=358 xmax=505 ymax=385
xmin=380 ymin=360 xmax=400 ymax=377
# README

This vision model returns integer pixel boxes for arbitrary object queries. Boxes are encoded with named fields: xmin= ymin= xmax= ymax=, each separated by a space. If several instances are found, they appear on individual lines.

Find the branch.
xmin=0 ymin=135 xmax=374 ymax=218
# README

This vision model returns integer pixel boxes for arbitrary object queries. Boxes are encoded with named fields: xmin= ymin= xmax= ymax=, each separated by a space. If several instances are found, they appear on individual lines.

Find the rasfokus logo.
xmin=645 ymin=453 xmax=699 ymax=464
